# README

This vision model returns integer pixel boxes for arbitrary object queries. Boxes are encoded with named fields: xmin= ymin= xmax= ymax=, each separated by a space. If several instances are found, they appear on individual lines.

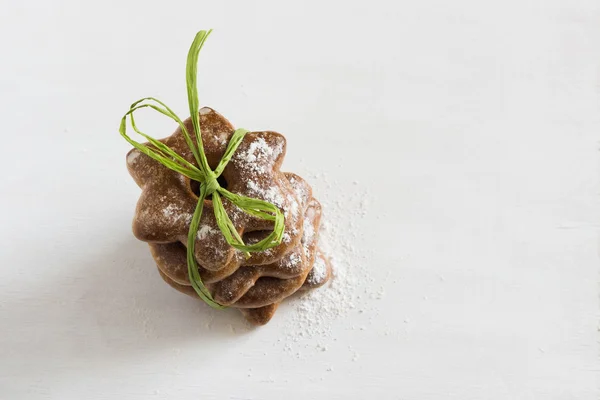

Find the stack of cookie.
xmin=126 ymin=107 xmax=331 ymax=325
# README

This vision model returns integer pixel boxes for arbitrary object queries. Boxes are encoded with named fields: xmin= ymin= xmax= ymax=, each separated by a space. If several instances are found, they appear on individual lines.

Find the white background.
xmin=0 ymin=1 xmax=598 ymax=399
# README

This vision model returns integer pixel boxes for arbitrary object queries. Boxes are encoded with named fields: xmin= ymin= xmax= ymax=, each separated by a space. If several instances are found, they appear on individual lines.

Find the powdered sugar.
xmin=127 ymin=150 xmax=141 ymax=165
xmin=162 ymin=203 xmax=192 ymax=224
xmin=245 ymin=179 xmax=286 ymax=209
xmin=216 ymin=132 xmax=229 ymax=146
xmin=282 ymin=232 xmax=292 ymax=244
xmin=161 ymin=203 xmax=177 ymax=218
xmin=287 ymin=175 xmax=309 ymax=206
xmin=287 ymin=194 xmax=299 ymax=217
xmin=265 ymin=187 xmax=284 ymax=208
xmin=197 ymin=224 xmax=219 ymax=240
xmin=301 ymin=216 xmax=315 ymax=259
xmin=279 ymin=170 xmax=379 ymax=359
xmin=306 ymin=254 xmax=327 ymax=285
xmin=246 ymin=180 xmax=260 ymax=192
xmin=302 ymin=221 xmax=315 ymax=244
xmin=281 ymin=251 xmax=302 ymax=271
xmin=234 ymin=137 xmax=282 ymax=174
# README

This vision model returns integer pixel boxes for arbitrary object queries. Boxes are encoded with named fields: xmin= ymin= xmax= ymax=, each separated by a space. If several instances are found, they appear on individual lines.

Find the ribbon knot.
xmin=118 ymin=30 xmax=285 ymax=309
xmin=203 ymin=171 xmax=220 ymax=196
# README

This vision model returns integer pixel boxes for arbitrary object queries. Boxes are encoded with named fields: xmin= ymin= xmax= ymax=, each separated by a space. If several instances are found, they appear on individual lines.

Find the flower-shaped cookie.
xmin=151 ymin=173 xmax=331 ymax=324
xmin=126 ymin=107 xmax=304 ymax=272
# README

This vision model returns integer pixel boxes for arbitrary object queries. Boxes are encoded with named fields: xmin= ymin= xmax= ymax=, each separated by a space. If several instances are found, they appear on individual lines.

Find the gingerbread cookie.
xmin=151 ymin=174 xmax=328 ymax=324
xmin=122 ymin=30 xmax=333 ymax=326
xmin=127 ymin=108 xmax=304 ymax=271
xmin=208 ymin=198 xmax=322 ymax=308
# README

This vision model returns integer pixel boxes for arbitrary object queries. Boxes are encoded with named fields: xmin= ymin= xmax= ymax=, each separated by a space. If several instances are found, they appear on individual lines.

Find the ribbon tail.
xmin=186 ymin=187 xmax=225 ymax=309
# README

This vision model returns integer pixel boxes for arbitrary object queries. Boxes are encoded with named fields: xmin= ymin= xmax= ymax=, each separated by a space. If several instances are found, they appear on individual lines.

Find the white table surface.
xmin=1 ymin=1 xmax=598 ymax=399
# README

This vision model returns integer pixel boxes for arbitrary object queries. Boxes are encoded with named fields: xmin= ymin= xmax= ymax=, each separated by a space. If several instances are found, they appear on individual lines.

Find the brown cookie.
xmin=239 ymin=304 xmax=280 ymax=326
xmin=151 ymin=179 xmax=326 ymax=324
xmin=126 ymin=107 xmax=304 ymax=271
xmin=207 ymin=198 xmax=322 ymax=308
xmin=149 ymin=172 xmax=313 ymax=285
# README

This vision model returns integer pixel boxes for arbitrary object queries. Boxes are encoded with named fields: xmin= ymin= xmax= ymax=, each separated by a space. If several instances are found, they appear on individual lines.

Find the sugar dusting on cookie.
xmin=127 ymin=150 xmax=141 ymax=165
xmin=301 ymin=211 xmax=316 ymax=259
xmin=281 ymin=251 xmax=302 ymax=271
xmin=235 ymin=136 xmax=282 ymax=174
xmin=197 ymin=224 xmax=218 ymax=240
xmin=246 ymin=177 xmax=299 ymax=220
xmin=162 ymin=204 xmax=193 ymax=225
xmin=306 ymin=254 xmax=327 ymax=285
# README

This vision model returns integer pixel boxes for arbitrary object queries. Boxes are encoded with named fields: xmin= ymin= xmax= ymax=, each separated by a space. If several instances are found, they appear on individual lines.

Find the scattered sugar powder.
xmin=278 ymin=169 xmax=380 ymax=359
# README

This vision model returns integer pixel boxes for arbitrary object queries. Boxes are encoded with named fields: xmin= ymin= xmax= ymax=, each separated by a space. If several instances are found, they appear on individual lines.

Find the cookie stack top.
xmin=126 ymin=107 xmax=331 ymax=324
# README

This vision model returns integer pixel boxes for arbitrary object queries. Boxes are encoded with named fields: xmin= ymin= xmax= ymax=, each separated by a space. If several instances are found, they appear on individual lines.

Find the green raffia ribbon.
xmin=119 ymin=30 xmax=285 ymax=309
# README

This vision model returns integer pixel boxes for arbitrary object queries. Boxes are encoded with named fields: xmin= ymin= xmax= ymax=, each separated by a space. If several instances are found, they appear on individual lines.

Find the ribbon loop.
xmin=119 ymin=30 xmax=285 ymax=309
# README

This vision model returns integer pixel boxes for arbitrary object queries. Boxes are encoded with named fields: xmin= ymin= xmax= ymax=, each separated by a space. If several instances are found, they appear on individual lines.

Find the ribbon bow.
xmin=119 ymin=30 xmax=285 ymax=308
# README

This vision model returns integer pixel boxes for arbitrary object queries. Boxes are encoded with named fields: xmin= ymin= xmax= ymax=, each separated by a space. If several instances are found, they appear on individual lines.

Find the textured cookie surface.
xmin=127 ymin=107 xmax=304 ymax=271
